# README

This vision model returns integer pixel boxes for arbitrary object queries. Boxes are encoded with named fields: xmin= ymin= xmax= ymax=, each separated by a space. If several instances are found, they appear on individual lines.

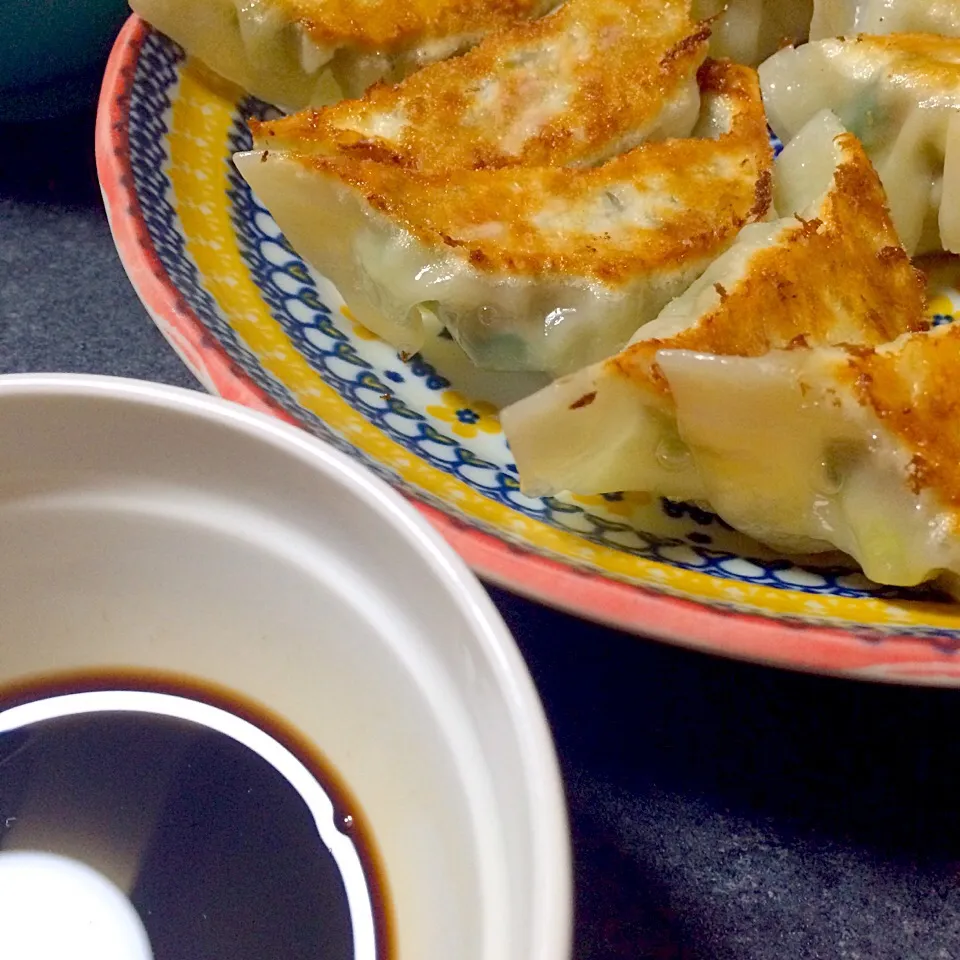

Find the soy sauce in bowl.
xmin=0 ymin=671 xmax=394 ymax=960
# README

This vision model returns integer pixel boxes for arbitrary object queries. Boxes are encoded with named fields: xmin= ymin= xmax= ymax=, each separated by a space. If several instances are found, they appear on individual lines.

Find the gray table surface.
xmin=3 ymin=103 xmax=960 ymax=960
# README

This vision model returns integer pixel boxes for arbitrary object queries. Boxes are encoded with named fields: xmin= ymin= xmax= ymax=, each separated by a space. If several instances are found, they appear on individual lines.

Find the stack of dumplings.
xmin=236 ymin=57 xmax=774 ymax=373
xmin=133 ymin=0 xmax=960 ymax=595
xmin=129 ymin=0 xmax=560 ymax=109
xmin=501 ymin=112 xmax=927 ymax=502
xmin=247 ymin=0 xmax=713 ymax=169
xmin=235 ymin=0 xmax=777 ymax=373
xmin=810 ymin=0 xmax=960 ymax=39
xmin=761 ymin=32 xmax=960 ymax=255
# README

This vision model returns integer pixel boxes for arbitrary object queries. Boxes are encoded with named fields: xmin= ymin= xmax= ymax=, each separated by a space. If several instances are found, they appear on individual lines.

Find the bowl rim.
xmin=94 ymin=14 xmax=960 ymax=686
xmin=0 ymin=370 xmax=574 ymax=960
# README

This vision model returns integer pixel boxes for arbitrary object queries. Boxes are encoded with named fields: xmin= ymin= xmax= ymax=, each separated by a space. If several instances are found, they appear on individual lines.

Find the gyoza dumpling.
xmin=500 ymin=111 xmax=926 ymax=499
xmin=251 ymin=0 xmax=711 ymax=171
xmin=660 ymin=318 xmax=960 ymax=591
xmin=760 ymin=33 xmax=960 ymax=255
xmin=235 ymin=61 xmax=773 ymax=375
xmin=130 ymin=0 xmax=557 ymax=110
xmin=692 ymin=0 xmax=811 ymax=66
xmin=811 ymin=0 xmax=960 ymax=40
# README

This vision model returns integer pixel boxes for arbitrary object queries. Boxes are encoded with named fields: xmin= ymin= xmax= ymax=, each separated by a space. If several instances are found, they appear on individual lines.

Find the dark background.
xmin=3 ymin=99 xmax=960 ymax=960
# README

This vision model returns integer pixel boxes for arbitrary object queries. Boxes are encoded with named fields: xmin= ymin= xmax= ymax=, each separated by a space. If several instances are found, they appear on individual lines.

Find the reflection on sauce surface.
xmin=0 ymin=671 xmax=394 ymax=960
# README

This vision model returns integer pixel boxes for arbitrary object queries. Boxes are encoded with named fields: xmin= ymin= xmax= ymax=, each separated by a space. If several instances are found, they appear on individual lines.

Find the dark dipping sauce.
xmin=0 ymin=670 xmax=394 ymax=960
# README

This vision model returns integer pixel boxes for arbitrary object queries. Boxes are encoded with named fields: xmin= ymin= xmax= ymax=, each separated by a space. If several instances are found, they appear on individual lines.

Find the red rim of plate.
xmin=95 ymin=15 xmax=960 ymax=681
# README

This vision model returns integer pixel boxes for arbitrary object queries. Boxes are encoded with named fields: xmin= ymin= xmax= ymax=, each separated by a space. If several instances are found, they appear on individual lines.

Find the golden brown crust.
xmin=609 ymin=132 xmax=927 ymax=393
xmin=279 ymin=0 xmax=553 ymax=49
xmin=276 ymin=60 xmax=772 ymax=282
xmin=824 ymin=32 xmax=960 ymax=91
xmin=836 ymin=323 xmax=960 ymax=508
xmin=253 ymin=0 xmax=711 ymax=171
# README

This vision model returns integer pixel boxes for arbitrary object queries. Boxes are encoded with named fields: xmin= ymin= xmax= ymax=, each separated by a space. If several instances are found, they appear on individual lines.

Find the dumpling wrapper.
xmin=811 ymin=0 xmax=960 ymax=40
xmin=236 ymin=61 xmax=773 ymax=376
xmin=660 ymin=320 xmax=960 ymax=592
xmin=251 ymin=0 xmax=711 ymax=171
xmin=761 ymin=33 xmax=960 ymax=255
xmin=129 ymin=0 xmax=557 ymax=110
xmin=500 ymin=111 xmax=926 ymax=500
xmin=692 ymin=0 xmax=811 ymax=67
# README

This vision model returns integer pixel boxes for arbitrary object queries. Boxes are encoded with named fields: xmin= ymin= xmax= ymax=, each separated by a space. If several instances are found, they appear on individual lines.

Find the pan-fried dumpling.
xmin=236 ymin=61 xmax=773 ymax=375
xmin=129 ymin=0 xmax=557 ymax=110
xmin=500 ymin=111 xmax=926 ymax=499
xmin=250 ymin=0 xmax=711 ymax=171
xmin=692 ymin=0 xmax=811 ymax=66
xmin=660 ymin=319 xmax=960 ymax=591
xmin=811 ymin=0 xmax=960 ymax=40
xmin=760 ymin=33 xmax=960 ymax=255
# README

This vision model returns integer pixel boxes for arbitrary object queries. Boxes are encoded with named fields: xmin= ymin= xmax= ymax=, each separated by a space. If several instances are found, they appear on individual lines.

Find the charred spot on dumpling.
xmin=569 ymin=392 xmax=597 ymax=410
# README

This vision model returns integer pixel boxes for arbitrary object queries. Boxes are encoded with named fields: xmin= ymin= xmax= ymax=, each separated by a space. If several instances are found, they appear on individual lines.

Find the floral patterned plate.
xmin=97 ymin=15 xmax=960 ymax=682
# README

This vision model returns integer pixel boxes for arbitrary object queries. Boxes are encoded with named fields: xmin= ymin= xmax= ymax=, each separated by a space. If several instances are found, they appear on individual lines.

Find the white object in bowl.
xmin=0 ymin=373 xmax=571 ymax=960
xmin=0 ymin=852 xmax=153 ymax=960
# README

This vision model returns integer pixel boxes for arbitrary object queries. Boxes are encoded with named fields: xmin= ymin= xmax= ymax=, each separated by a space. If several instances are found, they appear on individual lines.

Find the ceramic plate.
xmin=97 ymin=15 xmax=960 ymax=682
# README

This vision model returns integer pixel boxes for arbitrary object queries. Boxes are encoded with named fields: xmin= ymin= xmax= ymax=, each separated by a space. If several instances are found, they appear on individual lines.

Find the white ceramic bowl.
xmin=0 ymin=373 xmax=571 ymax=960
